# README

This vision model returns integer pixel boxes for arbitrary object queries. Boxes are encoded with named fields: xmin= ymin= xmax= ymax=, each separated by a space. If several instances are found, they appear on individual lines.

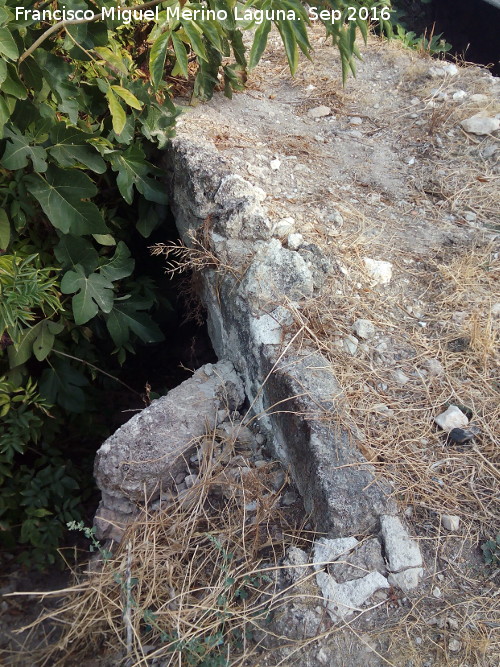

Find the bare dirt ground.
xmin=171 ymin=27 xmax=500 ymax=667
xmin=2 ymin=28 xmax=498 ymax=667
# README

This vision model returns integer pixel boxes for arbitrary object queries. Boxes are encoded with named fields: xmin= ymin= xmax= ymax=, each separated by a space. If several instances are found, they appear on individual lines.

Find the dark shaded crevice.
xmin=393 ymin=0 xmax=500 ymax=75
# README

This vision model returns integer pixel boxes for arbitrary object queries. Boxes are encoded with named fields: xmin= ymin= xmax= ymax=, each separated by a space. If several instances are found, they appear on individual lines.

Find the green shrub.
xmin=0 ymin=0 xmax=388 ymax=566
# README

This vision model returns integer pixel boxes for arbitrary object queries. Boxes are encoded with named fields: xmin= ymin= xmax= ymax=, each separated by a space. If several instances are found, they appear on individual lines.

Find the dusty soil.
xmin=172 ymin=28 xmax=500 ymax=667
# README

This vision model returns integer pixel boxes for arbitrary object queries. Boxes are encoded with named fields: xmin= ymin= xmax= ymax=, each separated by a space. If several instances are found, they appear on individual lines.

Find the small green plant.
xmin=393 ymin=22 xmax=451 ymax=55
xmin=67 ymin=520 xmax=113 ymax=561
xmin=481 ymin=534 xmax=500 ymax=566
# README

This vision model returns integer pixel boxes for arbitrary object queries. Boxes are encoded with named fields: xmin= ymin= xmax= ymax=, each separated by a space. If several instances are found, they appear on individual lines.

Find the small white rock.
xmin=352 ymin=318 xmax=376 ymax=339
xmin=491 ymin=303 xmax=500 ymax=317
xmin=464 ymin=211 xmax=477 ymax=222
xmin=270 ymin=158 xmax=281 ymax=171
xmin=287 ymin=232 xmax=304 ymax=250
xmin=448 ymin=638 xmax=462 ymax=653
xmin=461 ymin=115 xmax=500 ymax=135
xmin=434 ymin=405 xmax=469 ymax=432
xmin=308 ymin=105 xmax=331 ymax=118
xmin=273 ymin=217 xmax=295 ymax=237
xmin=441 ymin=515 xmax=460 ymax=531
xmin=432 ymin=586 xmax=442 ymax=598
xmin=349 ymin=116 xmax=363 ymax=125
xmin=363 ymin=257 xmax=393 ymax=285
xmin=443 ymin=63 xmax=458 ymax=76
xmin=343 ymin=335 xmax=359 ymax=356
xmin=452 ymin=90 xmax=467 ymax=101
xmin=388 ymin=568 xmax=423 ymax=593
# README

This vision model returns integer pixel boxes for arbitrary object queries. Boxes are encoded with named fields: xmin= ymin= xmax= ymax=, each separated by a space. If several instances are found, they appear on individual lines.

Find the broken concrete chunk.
xmin=313 ymin=537 xmax=359 ymax=571
xmin=317 ymin=570 xmax=389 ymax=621
xmin=460 ymin=115 xmax=500 ymax=135
xmin=380 ymin=515 xmax=423 ymax=572
xmin=434 ymin=405 xmax=469 ymax=432
xmin=329 ymin=538 xmax=386 ymax=583
xmin=94 ymin=361 xmax=245 ymax=505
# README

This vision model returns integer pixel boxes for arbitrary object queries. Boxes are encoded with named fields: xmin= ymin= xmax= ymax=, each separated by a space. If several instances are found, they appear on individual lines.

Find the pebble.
xmin=273 ymin=217 xmax=295 ymax=237
xmin=349 ymin=116 xmax=363 ymax=125
xmin=363 ymin=257 xmax=393 ymax=285
xmin=441 ymin=515 xmax=460 ymax=531
xmin=447 ymin=427 xmax=478 ymax=445
xmin=448 ymin=638 xmax=462 ymax=653
xmin=352 ymin=318 xmax=376 ymax=339
xmin=434 ymin=405 xmax=469 ymax=432
xmin=343 ymin=335 xmax=358 ymax=356
xmin=492 ymin=303 xmax=500 ymax=317
xmin=464 ymin=211 xmax=477 ymax=222
xmin=432 ymin=586 xmax=442 ymax=598
xmin=308 ymin=105 xmax=331 ymax=118
xmin=452 ymin=90 xmax=467 ymax=101
xmin=270 ymin=158 xmax=281 ymax=171
xmin=460 ymin=115 xmax=500 ymax=135
xmin=287 ymin=232 xmax=304 ymax=250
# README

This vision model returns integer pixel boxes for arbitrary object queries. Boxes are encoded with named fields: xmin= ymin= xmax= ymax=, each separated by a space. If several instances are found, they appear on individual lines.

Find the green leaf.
xmin=149 ymin=31 xmax=170 ymax=89
xmin=48 ymin=123 xmax=106 ymax=173
xmin=99 ymin=241 xmax=135 ymax=282
xmin=54 ymin=234 xmax=100 ymax=274
xmin=93 ymin=234 xmax=116 ymax=246
xmin=0 ymin=27 xmax=19 ymax=60
xmin=33 ymin=321 xmax=57 ymax=361
xmin=2 ymin=65 xmax=27 ymax=100
xmin=0 ymin=94 xmax=10 ymax=137
xmin=106 ymin=88 xmax=126 ymax=136
xmin=171 ymin=30 xmax=189 ymax=78
xmin=60 ymin=265 xmax=114 ymax=325
xmin=25 ymin=167 xmax=108 ymax=235
xmin=181 ymin=21 xmax=207 ymax=61
xmin=110 ymin=85 xmax=143 ymax=110
xmin=7 ymin=321 xmax=43 ymax=368
xmin=248 ymin=20 xmax=272 ymax=69
xmin=110 ymin=144 xmax=168 ymax=205
xmin=106 ymin=300 xmax=164 ymax=347
xmin=276 ymin=20 xmax=298 ymax=75
xmin=1 ymin=126 xmax=48 ymax=172
xmin=40 ymin=358 xmax=88 ymax=413
xmin=0 ymin=208 xmax=10 ymax=249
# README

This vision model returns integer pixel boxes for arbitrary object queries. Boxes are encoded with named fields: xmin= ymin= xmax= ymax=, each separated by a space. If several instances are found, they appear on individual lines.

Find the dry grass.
xmin=4 ymin=431 xmax=320 ymax=667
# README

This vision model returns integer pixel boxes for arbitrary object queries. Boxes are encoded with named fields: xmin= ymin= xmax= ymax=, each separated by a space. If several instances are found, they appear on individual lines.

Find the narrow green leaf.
xmin=171 ymin=31 xmax=189 ymax=78
xmin=110 ymin=85 xmax=143 ymax=110
xmin=276 ymin=20 xmax=298 ymax=75
xmin=149 ymin=31 xmax=170 ymax=89
xmin=0 ymin=208 xmax=10 ymax=249
xmin=248 ymin=20 xmax=271 ymax=69
xmin=181 ymin=21 xmax=207 ymax=61
xmin=7 ymin=321 xmax=44 ymax=368
xmin=105 ymin=88 xmax=126 ymax=136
